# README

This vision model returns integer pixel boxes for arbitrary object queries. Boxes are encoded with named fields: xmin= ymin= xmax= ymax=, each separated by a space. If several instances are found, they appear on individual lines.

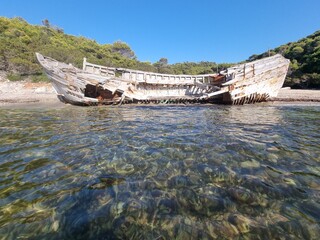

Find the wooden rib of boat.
xmin=35 ymin=53 xmax=290 ymax=106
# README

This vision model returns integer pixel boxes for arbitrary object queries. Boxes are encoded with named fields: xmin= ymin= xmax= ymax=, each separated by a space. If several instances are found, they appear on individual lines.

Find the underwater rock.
xmin=301 ymin=222 xmax=320 ymax=240
xmin=267 ymin=153 xmax=279 ymax=163
xmin=51 ymin=220 xmax=59 ymax=232
xmin=176 ymin=188 xmax=200 ymax=214
xmin=240 ymin=160 xmax=260 ymax=168
xmin=283 ymin=177 xmax=296 ymax=185
xmin=150 ymin=189 xmax=164 ymax=198
xmin=110 ymin=201 xmax=125 ymax=217
xmin=114 ymin=163 xmax=135 ymax=175
xmin=100 ymin=175 xmax=125 ymax=186
xmin=197 ymin=194 xmax=224 ymax=216
xmin=228 ymin=214 xmax=254 ymax=233
xmin=95 ymin=191 xmax=114 ymax=207
xmin=241 ymin=175 xmax=283 ymax=200
xmin=228 ymin=187 xmax=267 ymax=207
xmin=174 ymin=218 xmax=204 ymax=239
xmin=168 ymin=175 xmax=192 ymax=189
xmin=197 ymin=163 xmax=237 ymax=184
xmin=89 ymin=182 xmax=106 ymax=190
xmin=89 ymin=174 xmax=125 ymax=190
xmin=158 ymin=198 xmax=179 ymax=215
xmin=128 ymin=179 xmax=157 ymax=192
xmin=299 ymin=201 xmax=320 ymax=221
xmin=208 ymin=221 xmax=240 ymax=239
xmin=197 ymin=164 xmax=214 ymax=176
xmin=156 ymin=216 xmax=181 ymax=239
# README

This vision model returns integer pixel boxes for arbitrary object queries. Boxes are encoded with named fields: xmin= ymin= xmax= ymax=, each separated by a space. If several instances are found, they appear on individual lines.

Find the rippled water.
xmin=0 ymin=104 xmax=320 ymax=239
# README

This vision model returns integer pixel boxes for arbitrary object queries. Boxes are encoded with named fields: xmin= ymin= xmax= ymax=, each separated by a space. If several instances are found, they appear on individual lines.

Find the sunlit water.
xmin=0 ymin=104 xmax=320 ymax=239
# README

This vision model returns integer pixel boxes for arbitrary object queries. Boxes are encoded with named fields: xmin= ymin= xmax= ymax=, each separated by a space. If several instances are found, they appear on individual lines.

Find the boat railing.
xmin=82 ymin=58 xmax=225 ymax=85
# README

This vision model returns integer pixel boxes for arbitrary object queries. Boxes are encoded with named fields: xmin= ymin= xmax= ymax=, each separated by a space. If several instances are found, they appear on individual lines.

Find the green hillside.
xmin=0 ymin=17 xmax=157 ymax=81
xmin=248 ymin=31 xmax=320 ymax=89
xmin=0 ymin=17 xmax=230 ymax=81
xmin=1 ymin=17 xmax=319 ymax=88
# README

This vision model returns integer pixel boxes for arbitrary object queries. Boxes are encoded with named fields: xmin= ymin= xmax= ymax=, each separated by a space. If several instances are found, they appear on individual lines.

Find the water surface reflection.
xmin=0 ymin=105 xmax=319 ymax=239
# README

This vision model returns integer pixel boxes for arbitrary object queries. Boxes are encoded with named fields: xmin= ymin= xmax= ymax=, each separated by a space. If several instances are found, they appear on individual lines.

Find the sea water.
xmin=0 ymin=104 xmax=319 ymax=239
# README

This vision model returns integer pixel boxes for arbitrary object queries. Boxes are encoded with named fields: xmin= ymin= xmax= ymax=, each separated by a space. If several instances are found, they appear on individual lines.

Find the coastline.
xmin=0 ymin=78 xmax=60 ymax=107
xmin=270 ymin=88 xmax=320 ymax=103
xmin=1 ymin=78 xmax=320 ymax=107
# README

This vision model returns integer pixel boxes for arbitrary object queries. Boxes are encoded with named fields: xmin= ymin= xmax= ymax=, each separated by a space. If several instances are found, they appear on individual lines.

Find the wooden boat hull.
xmin=36 ymin=53 xmax=289 ymax=105
xmin=220 ymin=54 xmax=290 ymax=104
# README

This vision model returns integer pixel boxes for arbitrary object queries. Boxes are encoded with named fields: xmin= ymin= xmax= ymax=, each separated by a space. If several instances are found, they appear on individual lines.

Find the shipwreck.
xmin=36 ymin=53 xmax=290 ymax=106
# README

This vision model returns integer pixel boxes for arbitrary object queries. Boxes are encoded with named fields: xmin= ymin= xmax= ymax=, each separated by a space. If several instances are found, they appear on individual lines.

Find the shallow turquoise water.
xmin=0 ymin=104 xmax=320 ymax=239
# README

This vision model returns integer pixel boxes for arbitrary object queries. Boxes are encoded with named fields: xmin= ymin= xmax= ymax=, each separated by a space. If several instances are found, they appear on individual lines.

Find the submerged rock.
xmin=100 ymin=175 xmax=125 ymax=186
xmin=228 ymin=214 xmax=254 ymax=233
xmin=228 ymin=187 xmax=267 ymax=206
xmin=240 ymin=159 xmax=260 ymax=168
xmin=89 ymin=174 xmax=125 ymax=189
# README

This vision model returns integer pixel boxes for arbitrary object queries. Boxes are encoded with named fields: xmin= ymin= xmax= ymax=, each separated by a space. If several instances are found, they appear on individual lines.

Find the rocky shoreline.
xmin=1 ymin=76 xmax=320 ymax=107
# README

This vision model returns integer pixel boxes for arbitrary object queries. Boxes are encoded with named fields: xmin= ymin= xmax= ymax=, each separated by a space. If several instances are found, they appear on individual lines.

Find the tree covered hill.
xmin=248 ymin=31 xmax=320 ymax=88
xmin=0 ymin=17 xmax=153 ymax=81
xmin=0 ymin=17 xmax=226 ymax=81
xmin=1 ymin=17 xmax=319 ymax=88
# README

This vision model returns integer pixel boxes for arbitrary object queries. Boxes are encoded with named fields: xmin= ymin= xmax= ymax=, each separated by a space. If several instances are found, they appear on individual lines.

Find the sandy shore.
xmin=1 ymin=77 xmax=320 ymax=107
xmin=270 ymin=88 xmax=320 ymax=102
xmin=0 ymin=78 xmax=60 ymax=107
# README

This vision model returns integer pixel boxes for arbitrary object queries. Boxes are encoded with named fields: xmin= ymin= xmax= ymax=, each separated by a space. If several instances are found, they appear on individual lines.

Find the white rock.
xmin=34 ymin=87 xmax=47 ymax=93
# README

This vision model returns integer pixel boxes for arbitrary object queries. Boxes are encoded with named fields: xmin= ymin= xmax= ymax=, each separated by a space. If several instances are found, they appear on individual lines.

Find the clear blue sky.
xmin=1 ymin=0 xmax=320 ymax=63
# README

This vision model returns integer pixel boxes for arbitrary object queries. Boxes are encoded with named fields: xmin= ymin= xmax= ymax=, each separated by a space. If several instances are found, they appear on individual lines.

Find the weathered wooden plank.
xmin=36 ymin=52 xmax=289 ymax=106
